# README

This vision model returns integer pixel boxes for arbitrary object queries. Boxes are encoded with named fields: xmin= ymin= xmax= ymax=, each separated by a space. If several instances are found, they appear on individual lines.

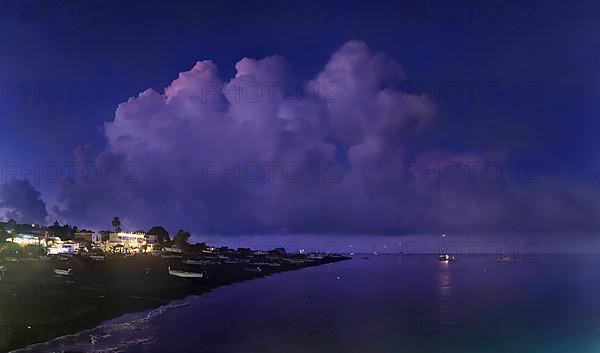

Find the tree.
xmin=7 ymin=218 xmax=16 ymax=241
xmin=111 ymin=217 xmax=121 ymax=233
xmin=187 ymin=242 xmax=208 ymax=254
xmin=173 ymin=230 xmax=191 ymax=250
xmin=0 ymin=228 xmax=9 ymax=243
xmin=147 ymin=226 xmax=170 ymax=243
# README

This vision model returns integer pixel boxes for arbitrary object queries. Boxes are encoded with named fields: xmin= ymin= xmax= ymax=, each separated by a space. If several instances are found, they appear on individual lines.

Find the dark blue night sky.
xmin=0 ymin=0 xmax=599 ymax=248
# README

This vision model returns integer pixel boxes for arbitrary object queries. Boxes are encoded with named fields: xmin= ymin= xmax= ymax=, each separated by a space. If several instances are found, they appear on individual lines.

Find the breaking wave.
xmin=10 ymin=299 xmax=195 ymax=353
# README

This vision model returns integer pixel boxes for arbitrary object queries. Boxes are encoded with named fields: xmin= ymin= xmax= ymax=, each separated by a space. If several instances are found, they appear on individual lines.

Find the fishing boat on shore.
xmin=243 ymin=266 xmax=262 ymax=272
xmin=249 ymin=262 xmax=270 ymax=266
xmin=163 ymin=246 xmax=183 ymax=253
xmin=54 ymin=268 xmax=73 ymax=276
xmin=183 ymin=259 xmax=207 ymax=265
xmin=168 ymin=266 xmax=204 ymax=278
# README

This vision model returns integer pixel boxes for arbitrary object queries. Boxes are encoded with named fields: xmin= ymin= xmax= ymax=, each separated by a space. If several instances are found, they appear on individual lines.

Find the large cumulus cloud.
xmin=53 ymin=41 xmax=600 ymax=236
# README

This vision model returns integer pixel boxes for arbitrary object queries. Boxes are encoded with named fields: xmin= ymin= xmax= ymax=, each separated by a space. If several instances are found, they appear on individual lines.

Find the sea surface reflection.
xmin=13 ymin=254 xmax=600 ymax=353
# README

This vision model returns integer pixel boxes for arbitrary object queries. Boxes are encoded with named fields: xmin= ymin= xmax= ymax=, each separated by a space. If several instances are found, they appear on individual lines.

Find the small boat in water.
xmin=498 ymin=255 xmax=515 ymax=263
xmin=168 ymin=266 xmax=204 ymax=278
xmin=243 ymin=266 xmax=262 ymax=272
xmin=90 ymin=255 xmax=105 ymax=261
xmin=161 ymin=254 xmax=182 ymax=259
xmin=54 ymin=268 xmax=73 ymax=276
xmin=439 ymin=254 xmax=451 ymax=262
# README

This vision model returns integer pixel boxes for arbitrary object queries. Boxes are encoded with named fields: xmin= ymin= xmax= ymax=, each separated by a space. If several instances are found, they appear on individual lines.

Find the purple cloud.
xmin=51 ymin=41 xmax=600 ymax=237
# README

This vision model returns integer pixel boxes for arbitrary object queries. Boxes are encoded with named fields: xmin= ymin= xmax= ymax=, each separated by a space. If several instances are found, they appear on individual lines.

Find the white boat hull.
xmin=168 ymin=266 xmax=204 ymax=278
xmin=54 ymin=269 xmax=73 ymax=276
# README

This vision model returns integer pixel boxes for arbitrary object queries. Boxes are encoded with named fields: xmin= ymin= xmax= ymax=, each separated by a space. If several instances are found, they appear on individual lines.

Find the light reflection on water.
xmin=12 ymin=254 xmax=600 ymax=353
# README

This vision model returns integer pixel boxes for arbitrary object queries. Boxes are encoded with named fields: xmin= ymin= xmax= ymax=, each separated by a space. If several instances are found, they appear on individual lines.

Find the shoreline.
xmin=10 ymin=295 xmax=200 ymax=352
xmin=1 ymin=254 xmax=349 ymax=352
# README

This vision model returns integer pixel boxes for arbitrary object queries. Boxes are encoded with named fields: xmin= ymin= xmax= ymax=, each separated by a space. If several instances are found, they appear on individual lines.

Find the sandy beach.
xmin=0 ymin=254 xmax=347 ymax=351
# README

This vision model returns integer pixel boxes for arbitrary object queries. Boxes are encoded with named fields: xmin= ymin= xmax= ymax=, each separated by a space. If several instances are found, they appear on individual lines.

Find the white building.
xmin=6 ymin=234 xmax=42 ymax=246
xmin=46 ymin=238 xmax=79 ymax=254
xmin=92 ymin=232 xmax=102 ymax=244
xmin=104 ymin=232 xmax=147 ymax=253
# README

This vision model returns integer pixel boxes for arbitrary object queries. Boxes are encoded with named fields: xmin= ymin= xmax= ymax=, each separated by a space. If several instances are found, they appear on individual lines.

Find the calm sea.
xmin=13 ymin=254 xmax=600 ymax=352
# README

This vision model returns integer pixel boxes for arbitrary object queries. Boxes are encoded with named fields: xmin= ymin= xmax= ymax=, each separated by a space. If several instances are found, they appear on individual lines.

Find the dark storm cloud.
xmin=52 ymin=41 xmax=600 ymax=236
xmin=0 ymin=178 xmax=48 ymax=224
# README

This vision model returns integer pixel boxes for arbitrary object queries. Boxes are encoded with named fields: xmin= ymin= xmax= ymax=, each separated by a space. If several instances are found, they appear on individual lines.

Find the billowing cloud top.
xmin=51 ymin=41 xmax=600 ymax=236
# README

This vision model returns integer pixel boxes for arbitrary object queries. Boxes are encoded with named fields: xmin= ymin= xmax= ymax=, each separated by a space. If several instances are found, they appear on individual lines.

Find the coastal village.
xmin=0 ymin=217 xmax=347 ymax=351
xmin=0 ymin=217 xmax=343 ymax=277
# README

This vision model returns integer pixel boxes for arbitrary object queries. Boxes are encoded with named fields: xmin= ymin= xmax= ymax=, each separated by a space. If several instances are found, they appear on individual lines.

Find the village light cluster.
xmin=5 ymin=230 xmax=158 ymax=255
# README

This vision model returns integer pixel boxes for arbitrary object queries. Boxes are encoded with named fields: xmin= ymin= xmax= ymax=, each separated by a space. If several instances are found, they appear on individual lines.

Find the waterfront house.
xmin=74 ymin=230 xmax=94 ymax=242
xmin=46 ymin=238 xmax=79 ymax=255
xmin=103 ymin=231 xmax=147 ymax=253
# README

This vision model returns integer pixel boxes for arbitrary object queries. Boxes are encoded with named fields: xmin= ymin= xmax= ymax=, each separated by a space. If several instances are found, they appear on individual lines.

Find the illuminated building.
xmin=104 ymin=232 xmax=147 ymax=253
